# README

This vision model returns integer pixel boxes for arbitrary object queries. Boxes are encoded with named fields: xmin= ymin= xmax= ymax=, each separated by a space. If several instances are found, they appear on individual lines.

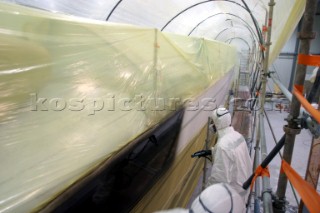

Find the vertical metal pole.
xmin=260 ymin=0 xmax=274 ymax=111
xmin=253 ymin=114 xmax=261 ymax=213
xmin=236 ymin=64 xmax=241 ymax=97
xmin=258 ymin=1 xmax=275 ymax=212
xmin=260 ymin=113 xmax=273 ymax=213
xmin=275 ymin=0 xmax=318 ymax=212
xmin=288 ymin=20 xmax=302 ymax=92
xmin=202 ymin=117 xmax=211 ymax=190
xmin=246 ymin=49 xmax=250 ymax=85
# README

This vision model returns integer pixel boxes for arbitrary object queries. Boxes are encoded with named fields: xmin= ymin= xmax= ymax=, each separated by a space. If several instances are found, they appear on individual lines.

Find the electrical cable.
xmin=251 ymin=82 xmax=262 ymax=110
xmin=224 ymin=37 xmax=251 ymax=49
xmin=240 ymin=0 xmax=264 ymax=46
xmin=189 ymin=13 xmax=259 ymax=44
xmin=105 ymin=0 xmax=265 ymax=61
xmin=249 ymin=109 xmax=257 ymax=156
xmin=106 ymin=0 xmax=123 ymax=21
xmin=250 ymin=66 xmax=259 ymax=94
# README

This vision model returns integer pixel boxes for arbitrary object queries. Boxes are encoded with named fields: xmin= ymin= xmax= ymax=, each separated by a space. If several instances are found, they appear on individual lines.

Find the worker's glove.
xmin=209 ymin=124 xmax=217 ymax=134
xmin=191 ymin=150 xmax=212 ymax=158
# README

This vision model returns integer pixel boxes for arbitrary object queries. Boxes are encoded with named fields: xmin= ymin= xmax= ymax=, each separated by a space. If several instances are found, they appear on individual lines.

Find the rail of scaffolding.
xmin=240 ymin=0 xmax=320 ymax=213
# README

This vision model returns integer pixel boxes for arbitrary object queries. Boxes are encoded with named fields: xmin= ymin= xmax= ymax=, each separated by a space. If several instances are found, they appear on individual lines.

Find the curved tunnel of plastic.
xmin=0 ymin=0 xmax=305 ymax=212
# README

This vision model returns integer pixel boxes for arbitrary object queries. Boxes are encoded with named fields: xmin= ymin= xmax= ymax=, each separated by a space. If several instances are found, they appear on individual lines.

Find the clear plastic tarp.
xmin=2 ymin=0 xmax=305 ymax=62
xmin=0 ymin=2 xmax=237 ymax=212
xmin=0 ymin=0 xmax=306 ymax=212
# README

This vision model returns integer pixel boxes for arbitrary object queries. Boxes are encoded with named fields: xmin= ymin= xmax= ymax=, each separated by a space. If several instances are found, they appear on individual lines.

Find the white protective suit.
xmin=154 ymin=183 xmax=246 ymax=213
xmin=206 ymin=108 xmax=252 ymax=200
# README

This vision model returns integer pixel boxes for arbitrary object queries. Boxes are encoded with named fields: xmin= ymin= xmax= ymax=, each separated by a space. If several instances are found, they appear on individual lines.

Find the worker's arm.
xmin=191 ymin=149 xmax=212 ymax=158
xmin=208 ymin=146 xmax=234 ymax=185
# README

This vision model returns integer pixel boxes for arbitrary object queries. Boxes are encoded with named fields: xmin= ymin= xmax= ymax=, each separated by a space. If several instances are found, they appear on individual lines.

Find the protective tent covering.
xmin=0 ymin=0 xmax=306 ymax=212
xmin=3 ymin=0 xmax=305 ymax=63
xmin=0 ymin=2 xmax=237 ymax=213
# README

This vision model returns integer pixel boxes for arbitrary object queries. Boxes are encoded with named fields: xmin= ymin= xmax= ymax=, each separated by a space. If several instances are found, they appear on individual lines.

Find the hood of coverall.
xmin=212 ymin=108 xmax=231 ymax=130
xmin=190 ymin=183 xmax=245 ymax=213
xmin=153 ymin=184 xmax=245 ymax=213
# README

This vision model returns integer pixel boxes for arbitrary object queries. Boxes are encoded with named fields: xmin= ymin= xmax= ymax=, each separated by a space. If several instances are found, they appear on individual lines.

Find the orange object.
xmin=295 ymin=84 xmax=304 ymax=93
xmin=298 ymin=54 xmax=320 ymax=66
xmin=281 ymin=160 xmax=320 ymax=213
xmin=250 ymin=165 xmax=270 ymax=190
xmin=259 ymin=44 xmax=266 ymax=51
xmin=268 ymin=18 xmax=272 ymax=27
xmin=262 ymin=25 xmax=268 ymax=32
xmin=293 ymin=85 xmax=320 ymax=123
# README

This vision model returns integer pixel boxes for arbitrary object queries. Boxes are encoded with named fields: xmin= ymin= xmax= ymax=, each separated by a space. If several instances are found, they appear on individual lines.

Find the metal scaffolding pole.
xmin=288 ymin=20 xmax=302 ymax=92
xmin=270 ymin=75 xmax=292 ymax=101
xmin=260 ymin=113 xmax=273 ymax=212
xmin=253 ymin=112 xmax=261 ymax=213
xmin=258 ymin=0 xmax=275 ymax=212
xmin=274 ymin=0 xmax=318 ymax=212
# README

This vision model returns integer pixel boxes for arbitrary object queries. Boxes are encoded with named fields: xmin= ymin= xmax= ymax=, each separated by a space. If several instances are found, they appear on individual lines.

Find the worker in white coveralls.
xmin=155 ymin=108 xmax=251 ymax=213
xmin=154 ymin=183 xmax=246 ymax=213
xmin=206 ymin=107 xmax=252 ymax=202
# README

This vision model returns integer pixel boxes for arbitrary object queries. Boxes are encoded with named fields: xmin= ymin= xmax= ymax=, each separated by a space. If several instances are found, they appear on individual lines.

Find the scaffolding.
xmin=244 ymin=1 xmax=320 ymax=213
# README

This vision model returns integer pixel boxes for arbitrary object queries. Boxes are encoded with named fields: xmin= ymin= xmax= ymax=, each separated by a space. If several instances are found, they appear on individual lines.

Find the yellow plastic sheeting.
xmin=268 ymin=0 xmax=306 ymax=64
xmin=3 ymin=1 xmax=304 ymax=55
xmin=0 ymin=3 xmax=237 ymax=213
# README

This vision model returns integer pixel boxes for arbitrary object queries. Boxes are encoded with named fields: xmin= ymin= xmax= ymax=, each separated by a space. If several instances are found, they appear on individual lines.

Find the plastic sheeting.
xmin=0 ymin=2 xmax=237 ymax=213
xmin=2 ymin=0 xmax=305 ymax=62
xmin=133 ymin=122 xmax=215 ymax=212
